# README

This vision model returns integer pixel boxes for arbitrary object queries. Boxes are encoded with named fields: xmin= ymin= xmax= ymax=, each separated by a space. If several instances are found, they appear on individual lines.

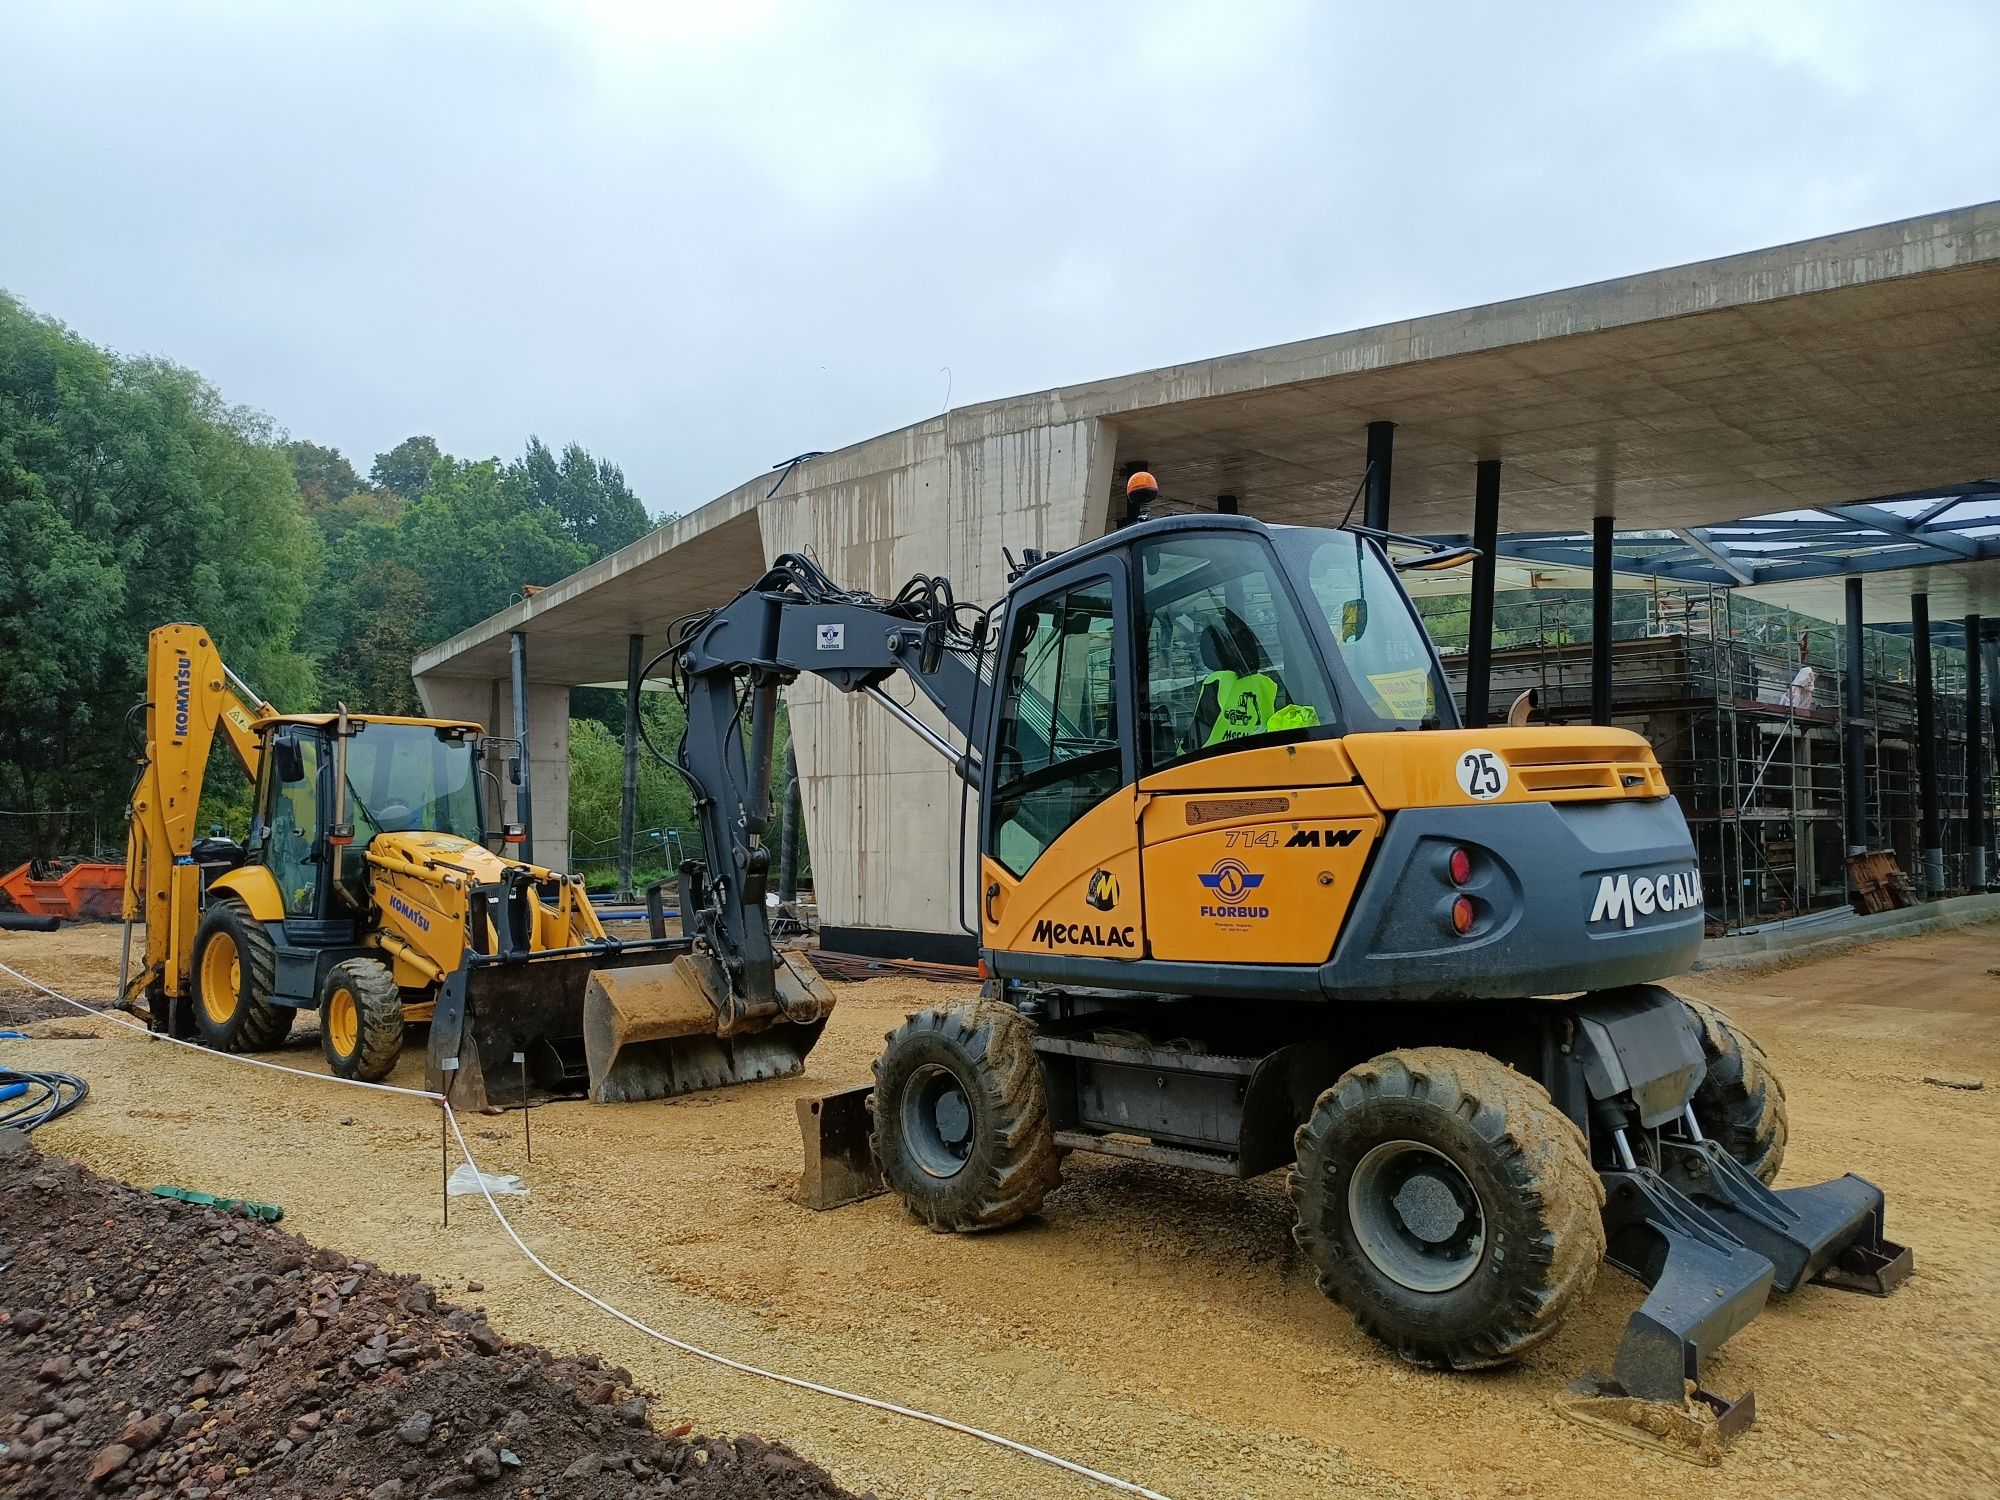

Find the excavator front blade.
xmin=582 ymin=948 xmax=832 ymax=1102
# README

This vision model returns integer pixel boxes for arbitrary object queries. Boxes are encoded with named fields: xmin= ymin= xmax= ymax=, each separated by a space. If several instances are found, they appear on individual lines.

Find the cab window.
xmin=1136 ymin=533 xmax=1335 ymax=770
xmin=1293 ymin=531 xmax=1448 ymax=727
xmin=263 ymin=732 xmax=324 ymax=918
xmin=988 ymin=579 xmax=1120 ymax=877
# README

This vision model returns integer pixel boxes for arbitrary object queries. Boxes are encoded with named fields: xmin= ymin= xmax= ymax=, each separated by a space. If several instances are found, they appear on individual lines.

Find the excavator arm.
xmin=666 ymin=555 xmax=990 ymax=1021
xmin=122 ymin=623 xmax=272 ymax=1012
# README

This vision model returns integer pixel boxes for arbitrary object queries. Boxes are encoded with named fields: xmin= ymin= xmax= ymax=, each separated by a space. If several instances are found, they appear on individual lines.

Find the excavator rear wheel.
xmin=1289 ymin=1046 xmax=1604 ymax=1370
xmin=1684 ymin=996 xmax=1788 ymax=1184
xmin=190 ymin=899 xmax=290 ymax=1053
xmin=870 ymin=1000 xmax=1061 ymax=1233
xmin=318 ymin=958 xmax=404 ymax=1082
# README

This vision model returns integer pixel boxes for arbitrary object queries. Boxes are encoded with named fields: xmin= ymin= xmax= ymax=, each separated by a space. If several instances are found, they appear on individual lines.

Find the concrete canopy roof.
xmin=417 ymin=201 xmax=2000 ymax=687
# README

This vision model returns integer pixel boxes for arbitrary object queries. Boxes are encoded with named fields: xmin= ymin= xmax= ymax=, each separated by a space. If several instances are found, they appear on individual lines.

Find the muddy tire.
xmin=1684 ymin=997 xmax=1788 ymax=1184
xmin=318 ymin=957 xmax=404 ymax=1082
xmin=870 ymin=1000 xmax=1061 ymax=1233
xmin=190 ymin=899 xmax=291 ymax=1053
xmin=1289 ymin=1046 xmax=1604 ymax=1370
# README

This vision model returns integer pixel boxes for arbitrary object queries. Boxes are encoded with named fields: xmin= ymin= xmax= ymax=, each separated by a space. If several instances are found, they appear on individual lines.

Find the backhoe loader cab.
xmin=666 ymin=515 xmax=1907 ymax=1444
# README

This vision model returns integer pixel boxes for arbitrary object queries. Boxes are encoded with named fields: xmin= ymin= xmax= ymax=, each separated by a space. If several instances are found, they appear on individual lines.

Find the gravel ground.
xmin=3 ymin=921 xmax=1997 ymax=1498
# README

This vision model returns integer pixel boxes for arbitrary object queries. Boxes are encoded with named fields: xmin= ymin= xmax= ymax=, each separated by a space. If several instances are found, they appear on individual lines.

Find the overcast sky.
xmin=4 ymin=0 xmax=1995 ymax=515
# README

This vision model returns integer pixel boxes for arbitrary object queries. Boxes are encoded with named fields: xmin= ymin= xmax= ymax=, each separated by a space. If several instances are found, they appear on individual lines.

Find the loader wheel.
xmin=319 ymin=958 xmax=405 ymax=1082
xmin=871 ymin=1000 xmax=1061 ymax=1233
xmin=1289 ymin=1047 xmax=1604 ymax=1370
xmin=190 ymin=899 xmax=291 ymax=1053
xmin=1684 ymin=996 xmax=1788 ymax=1184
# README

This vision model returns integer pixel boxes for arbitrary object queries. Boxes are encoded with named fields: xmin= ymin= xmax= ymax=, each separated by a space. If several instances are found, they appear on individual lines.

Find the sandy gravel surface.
xmin=4 ymin=921 xmax=1996 ymax=1499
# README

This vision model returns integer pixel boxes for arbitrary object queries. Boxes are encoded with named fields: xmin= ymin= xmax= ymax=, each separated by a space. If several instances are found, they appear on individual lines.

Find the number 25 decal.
xmin=1456 ymin=749 xmax=1508 ymax=800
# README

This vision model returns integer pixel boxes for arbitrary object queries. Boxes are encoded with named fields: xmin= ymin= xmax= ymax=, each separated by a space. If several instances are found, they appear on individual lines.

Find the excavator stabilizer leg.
xmin=1564 ymin=1144 xmax=1912 ymax=1461
xmin=795 ymin=1085 xmax=882 ymax=1209
xmin=583 ymin=949 xmax=832 ymax=1103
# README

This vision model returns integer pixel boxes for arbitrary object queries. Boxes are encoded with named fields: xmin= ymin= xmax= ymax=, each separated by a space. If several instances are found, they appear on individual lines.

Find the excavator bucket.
xmin=582 ymin=948 xmax=833 ymax=1102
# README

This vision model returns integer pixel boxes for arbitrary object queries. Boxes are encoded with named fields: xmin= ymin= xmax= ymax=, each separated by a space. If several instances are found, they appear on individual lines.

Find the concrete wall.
xmin=416 ymin=672 xmax=572 ymax=872
xmin=758 ymin=414 xmax=1121 ymax=939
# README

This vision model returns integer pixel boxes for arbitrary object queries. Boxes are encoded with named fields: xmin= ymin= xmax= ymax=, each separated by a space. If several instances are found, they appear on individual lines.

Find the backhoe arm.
xmin=668 ymin=556 xmax=990 ymax=1015
xmin=123 ymin=623 xmax=273 ymax=1010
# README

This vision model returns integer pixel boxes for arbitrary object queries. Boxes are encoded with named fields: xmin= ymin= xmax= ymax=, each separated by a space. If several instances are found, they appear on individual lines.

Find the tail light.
xmin=1451 ymin=895 xmax=1476 ymax=935
xmin=1448 ymin=846 xmax=1473 ymax=886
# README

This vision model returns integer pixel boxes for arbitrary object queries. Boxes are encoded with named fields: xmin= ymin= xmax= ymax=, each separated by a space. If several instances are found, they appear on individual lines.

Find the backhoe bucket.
xmin=425 ymin=941 xmax=695 ymax=1112
xmin=583 ymin=948 xmax=832 ymax=1103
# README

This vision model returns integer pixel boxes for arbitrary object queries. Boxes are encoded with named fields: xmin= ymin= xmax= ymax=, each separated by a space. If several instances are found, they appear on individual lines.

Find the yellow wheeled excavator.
xmin=650 ymin=506 xmax=1911 ymax=1447
xmin=119 ymin=623 xmax=830 ymax=1108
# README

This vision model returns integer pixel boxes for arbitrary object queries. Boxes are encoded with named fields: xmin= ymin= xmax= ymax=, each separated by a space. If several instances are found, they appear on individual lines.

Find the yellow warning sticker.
xmin=1366 ymin=669 xmax=1432 ymax=720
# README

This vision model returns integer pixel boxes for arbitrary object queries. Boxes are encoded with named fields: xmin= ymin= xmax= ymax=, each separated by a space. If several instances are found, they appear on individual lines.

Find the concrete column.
xmin=1912 ymin=594 xmax=1943 ymax=895
xmin=1843 ymin=578 xmax=1868 ymax=855
xmin=1968 ymin=615 xmax=1987 ymax=889
xmin=1364 ymin=421 xmax=1395 ymax=531
xmin=1591 ymin=515 xmax=1614 ymax=726
xmin=619 ymin=633 xmax=643 ymax=902
xmin=522 ymin=683 xmax=571 ymax=873
xmin=1465 ymin=460 xmax=1502 ymax=728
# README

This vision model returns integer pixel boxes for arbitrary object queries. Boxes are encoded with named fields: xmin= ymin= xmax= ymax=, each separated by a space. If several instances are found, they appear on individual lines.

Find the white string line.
xmin=0 ymin=958 xmax=1176 ymax=1500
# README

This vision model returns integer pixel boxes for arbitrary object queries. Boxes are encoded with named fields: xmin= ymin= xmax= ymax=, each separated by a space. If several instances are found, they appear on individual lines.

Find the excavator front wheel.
xmin=318 ymin=958 xmax=404 ymax=1082
xmin=190 ymin=899 xmax=290 ymax=1054
xmin=871 ymin=1000 xmax=1060 ymax=1233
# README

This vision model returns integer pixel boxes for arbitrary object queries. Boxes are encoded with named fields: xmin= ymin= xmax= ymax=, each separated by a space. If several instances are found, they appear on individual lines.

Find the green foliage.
xmin=514 ymin=436 xmax=651 ymax=558
xmin=0 ymin=291 xmax=316 ymax=862
xmin=0 ymin=289 xmax=668 ymax=868
xmin=369 ymin=434 xmax=442 ymax=498
xmin=285 ymin=440 xmax=363 ymax=509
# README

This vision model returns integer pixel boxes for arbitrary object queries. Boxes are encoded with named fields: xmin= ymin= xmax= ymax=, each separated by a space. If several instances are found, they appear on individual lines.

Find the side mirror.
xmin=1341 ymin=599 xmax=1369 ymax=643
xmin=273 ymin=736 xmax=305 ymax=784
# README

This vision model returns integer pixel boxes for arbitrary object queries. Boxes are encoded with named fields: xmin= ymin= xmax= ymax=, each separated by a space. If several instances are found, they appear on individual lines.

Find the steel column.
xmin=619 ymin=633 xmax=643 ymax=902
xmin=1591 ymin=514 xmax=1614 ymax=725
xmin=779 ymin=742 xmax=803 ymax=903
xmin=1843 ymin=580 xmax=1867 ymax=855
xmin=1364 ymin=421 xmax=1394 ymax=531
xmin=1465 ymin=460 xmax=1502 ymax=727
xmin=1912 ymin=595 xmax=1942 ymax=896
xmin=1968 ymin=615 xmax=1987 ymax=889
xmin=509 ymin=631 xmax=533 ymax=851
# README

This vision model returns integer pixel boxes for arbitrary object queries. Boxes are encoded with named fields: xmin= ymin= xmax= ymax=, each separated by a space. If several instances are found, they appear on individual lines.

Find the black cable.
xmin=0 ymin=1066 xmax=88 ymax=1132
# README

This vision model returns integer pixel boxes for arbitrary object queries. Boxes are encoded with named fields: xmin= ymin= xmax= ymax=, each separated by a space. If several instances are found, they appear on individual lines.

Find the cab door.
xmin=979 ymin=561 xmax=1144 ymax=961
xmin=1132 ymin=528 xmax=1379 ymax=964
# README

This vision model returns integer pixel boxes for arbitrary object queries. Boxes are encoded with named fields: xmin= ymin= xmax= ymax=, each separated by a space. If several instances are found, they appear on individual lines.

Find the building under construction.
xmin=1426 ymin=582 xmax=1994 ymax=932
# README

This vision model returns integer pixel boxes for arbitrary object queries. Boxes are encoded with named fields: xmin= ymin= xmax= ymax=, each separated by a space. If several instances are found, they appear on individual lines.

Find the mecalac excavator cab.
xmin=671 ymin=511 xmax=1907 ymax=1450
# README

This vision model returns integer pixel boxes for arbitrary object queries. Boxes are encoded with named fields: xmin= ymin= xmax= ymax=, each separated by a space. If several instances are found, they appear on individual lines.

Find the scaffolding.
xmin=1428 ymin=584 xmax=1989 ymax=932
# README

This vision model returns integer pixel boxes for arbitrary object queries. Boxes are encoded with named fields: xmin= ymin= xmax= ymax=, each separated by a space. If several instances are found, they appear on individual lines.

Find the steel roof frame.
xmin=1433 ymin=479 xmax=2000 ymax=589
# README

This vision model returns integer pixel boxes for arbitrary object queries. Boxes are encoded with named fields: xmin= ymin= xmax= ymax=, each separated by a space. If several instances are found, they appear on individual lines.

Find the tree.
xmin=509 ymin=436 xmax=652 ymax=557
xmin=285 ymin=439 xmax=363 ymax=510
xmin=370 ymin=434 xmax=442 ymax=498
xmin=0 ymin=292 xmax=316 ymax=864
xmin=394 ymin=456 xmax=592 ymax=641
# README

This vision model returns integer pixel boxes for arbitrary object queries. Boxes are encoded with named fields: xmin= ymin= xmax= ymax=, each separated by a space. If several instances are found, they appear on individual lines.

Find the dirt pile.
xmin=0 ymin=1137 xmax=868 ymax=1499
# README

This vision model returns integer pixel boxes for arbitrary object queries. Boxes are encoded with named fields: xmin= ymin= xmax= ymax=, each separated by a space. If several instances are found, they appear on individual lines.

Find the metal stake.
xmin=514 ymin=1050 xmax=531 ymax=1161
xmin=439 ymin=1056 xmax=460 ymax=1228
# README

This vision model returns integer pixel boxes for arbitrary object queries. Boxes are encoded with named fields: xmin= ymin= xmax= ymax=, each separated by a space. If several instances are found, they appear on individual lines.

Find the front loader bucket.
xmin=1563 ymin=1142 xmax=1913 ymax=1462
xmin=425 ymin=941 xmax=694 ymax=1112
xmin=583 ymin=948 xmax=832 ymax=1103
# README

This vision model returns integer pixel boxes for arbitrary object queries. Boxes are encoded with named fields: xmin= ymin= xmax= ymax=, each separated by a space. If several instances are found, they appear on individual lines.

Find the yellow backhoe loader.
xmin=119 ymin=623 xmax=831 ymax=1108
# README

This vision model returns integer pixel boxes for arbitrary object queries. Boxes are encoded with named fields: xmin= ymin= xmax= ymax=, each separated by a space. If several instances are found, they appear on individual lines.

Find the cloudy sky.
xmin=4 ymin=0 xmax=1995 ymax=514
